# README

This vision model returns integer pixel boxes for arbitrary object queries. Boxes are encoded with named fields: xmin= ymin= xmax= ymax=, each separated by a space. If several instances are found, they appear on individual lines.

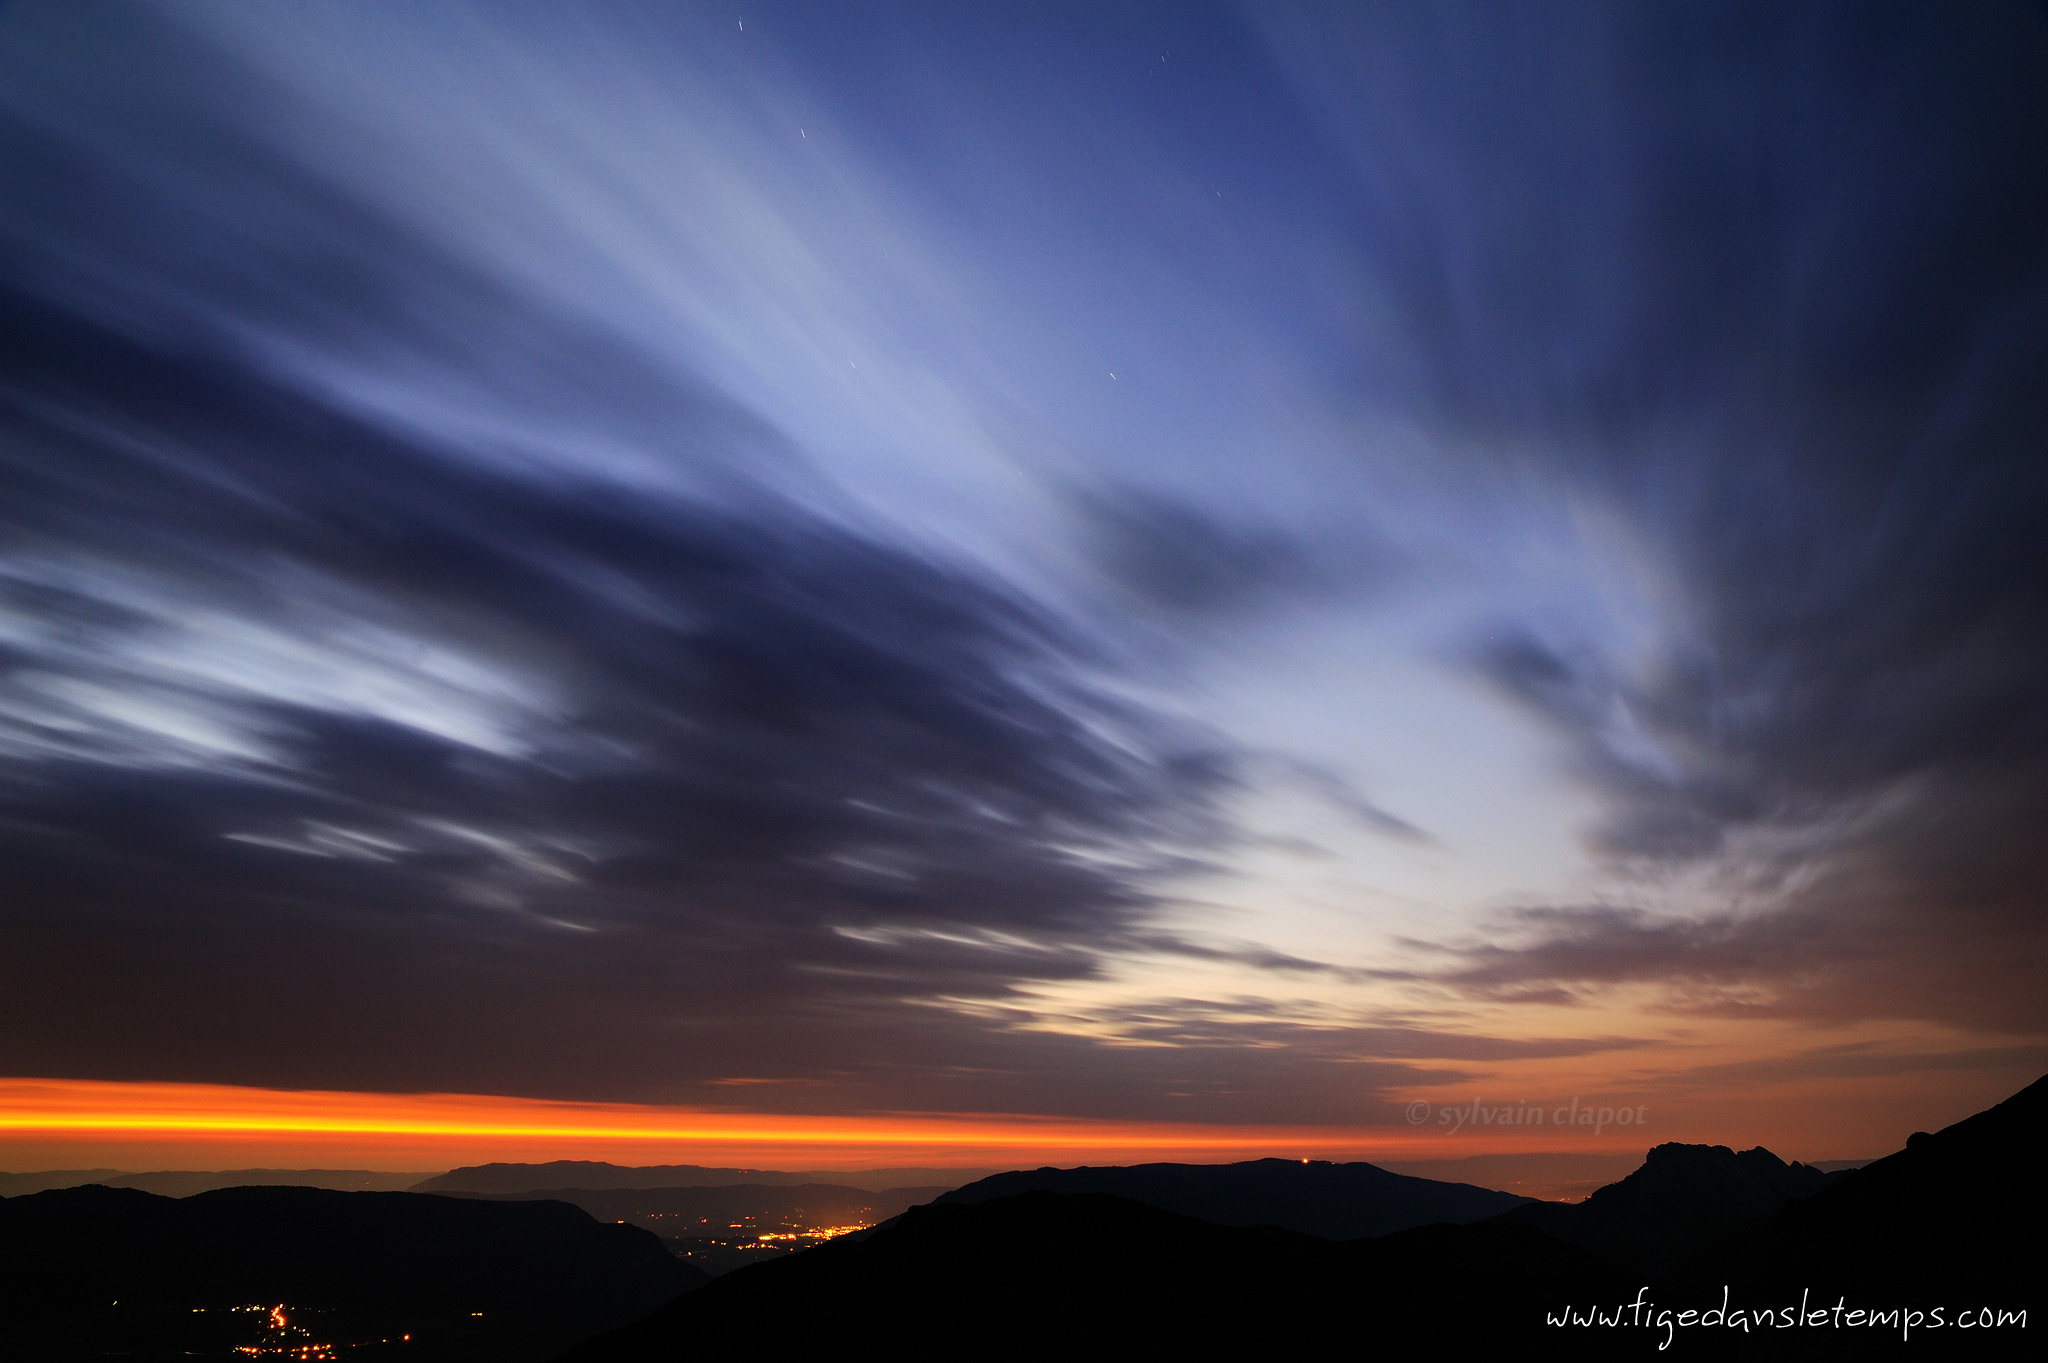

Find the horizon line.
xmin=0 ymin=1076 xmax=1650 ymax=1169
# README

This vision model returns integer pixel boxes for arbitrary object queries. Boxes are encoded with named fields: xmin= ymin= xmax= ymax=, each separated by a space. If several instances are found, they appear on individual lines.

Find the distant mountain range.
xmin=413 ymin=1160 xmax=991 ymax=1195
xmin=936 ymin=1155 xmax=1530 ymax=1238
xmin=0 ymin=1167 xmax=437 ymax=1197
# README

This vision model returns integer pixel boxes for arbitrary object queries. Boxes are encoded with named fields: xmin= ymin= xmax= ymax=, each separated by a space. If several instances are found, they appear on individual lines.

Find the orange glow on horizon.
xmin=8 ymin=1059 xmax=2028 ymax=1172
xmin=0 ymin=1075 xmax=1559 ymax=1170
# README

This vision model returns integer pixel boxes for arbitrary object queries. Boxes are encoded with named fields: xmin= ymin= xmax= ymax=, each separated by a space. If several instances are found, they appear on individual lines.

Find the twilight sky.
xmin=3 ymin=0 xmax=2046 ymax=1168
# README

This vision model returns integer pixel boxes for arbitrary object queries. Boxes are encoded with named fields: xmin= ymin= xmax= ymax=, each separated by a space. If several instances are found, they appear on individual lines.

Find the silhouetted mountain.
xmin=937 ymin=1155 xmax=1529 ymax=1238
xmin=0 ymin=1184 xmax=702 ymax=1361
xmin=414 ymin=1160 xmax=982 ymax=1195
xmin=415 ymin=1161 xmax=798 ymax=1194
xmin=0 ymin=1168 xmax=125 ymax=1196
xmin=556 ymin=1190 xmax=1634 ymax=1357
xmin=1496 ymin=1142 xmax=1839 ymax=1267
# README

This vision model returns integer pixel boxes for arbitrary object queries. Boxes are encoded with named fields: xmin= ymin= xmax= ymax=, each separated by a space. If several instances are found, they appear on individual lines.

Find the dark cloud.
xmin=1033 ymin=996 xmax=1646 ymax=1065
xmin=0 ymin=4 xmax=1351 ymax=1112
xmin=0 ymin=3 xmax=791 ymax=496
xmin=1074 ymin=486 xmax=1323 ymax=617
xmin=1427 ymin=871 xmax=2048 ymax=1033
xmin=810 ymin=995 xmax=1647 ymax=1124
xmin=1428 ymin=905 xmax=1837 ymax=1000
xmin=1120 ymin=931 xmax=1404 ymax=980
xmin=0 ymin=206 xmax=1228 ymax=1099
xmin=1262 ymin=757 xmax=1433 ymax=844
xmin=1631 ymin=1043 xmax=2048 ymax=1092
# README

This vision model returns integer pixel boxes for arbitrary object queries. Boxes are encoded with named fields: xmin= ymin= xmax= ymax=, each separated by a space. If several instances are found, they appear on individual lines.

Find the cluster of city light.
xmin=755 ymin=1224 xmax=871 ymax=1243
xmin=223 ymin=1303 xmax=336 ymax=1359
xmin=174 ymin=1302 xmax=413 ymax=1355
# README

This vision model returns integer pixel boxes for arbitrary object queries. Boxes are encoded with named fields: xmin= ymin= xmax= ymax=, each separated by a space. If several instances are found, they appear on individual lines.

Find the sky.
xmin=2 ymin=0 xmax=2046 ymax=1173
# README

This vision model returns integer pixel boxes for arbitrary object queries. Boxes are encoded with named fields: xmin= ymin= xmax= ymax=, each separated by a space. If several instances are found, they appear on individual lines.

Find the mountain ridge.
xmin=1494 ymin=1140 xmax=1841 ymax=1267
xmin=934 ymin=1154 xmax=1530 ymax=1239
xmin=412 ymin=1160 xmax=987 ymax=1195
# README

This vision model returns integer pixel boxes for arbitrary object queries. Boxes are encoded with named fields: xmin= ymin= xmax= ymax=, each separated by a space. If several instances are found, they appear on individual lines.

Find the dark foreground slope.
xmin=558 ymin=1190 xmax=1632 ymax=1358
xmin=560 ymin=1075 xmax=2048 ymax=1361
xmin=937 ymin=1155 xmax=1527 ymax=1238
xmin=0 ymin=1184 xmax=702 ymax=1362
xmin=1763 ymin=1070 xmax=2048 ymax=1301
